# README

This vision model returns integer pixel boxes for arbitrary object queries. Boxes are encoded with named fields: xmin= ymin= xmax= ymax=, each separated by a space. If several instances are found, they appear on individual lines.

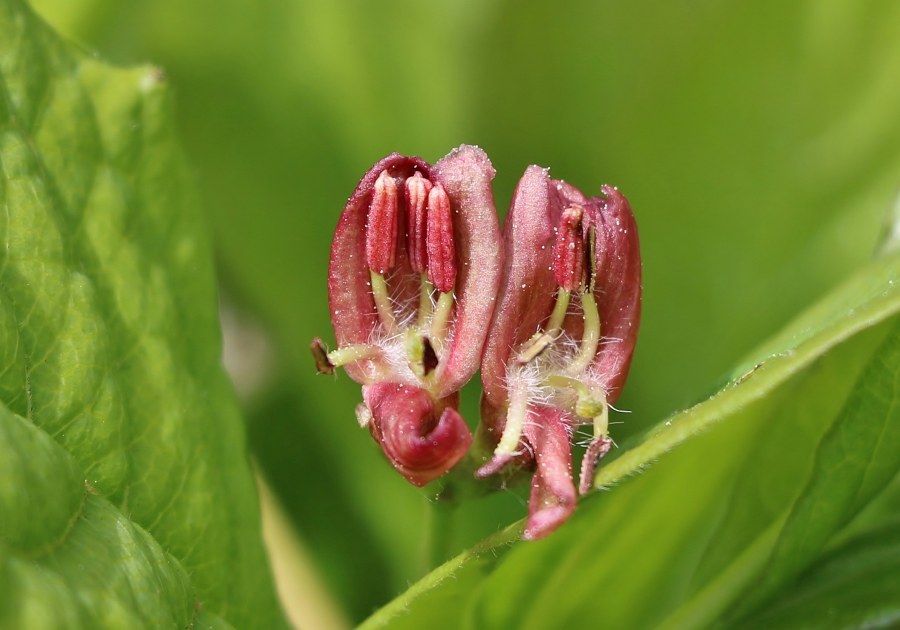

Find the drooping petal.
xmin=363 ymin=382 xmax=471 ymax=486
xmin=522 ymin=407 xmax=576 ymax=541
xmin=431 ymin=145 xmax=503 ymax=396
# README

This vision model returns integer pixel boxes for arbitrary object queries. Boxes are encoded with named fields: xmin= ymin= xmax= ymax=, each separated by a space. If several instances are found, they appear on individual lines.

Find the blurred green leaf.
xmin=0 ymin=1 xmax=283 ymax=626
xmin=725 ymin=317 xmax=900 ymax=624
xmin=361 ymin=249 xmax=900 ymax=629
xmin=28 ymin=0 xmax=900 ymax=624
xmin=733 ymin=520 xmax=900 ymax=629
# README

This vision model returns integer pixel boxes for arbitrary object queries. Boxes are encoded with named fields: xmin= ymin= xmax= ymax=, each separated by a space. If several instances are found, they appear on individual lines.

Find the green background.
xmin=26 ymin=0 xmax=900 ymax=626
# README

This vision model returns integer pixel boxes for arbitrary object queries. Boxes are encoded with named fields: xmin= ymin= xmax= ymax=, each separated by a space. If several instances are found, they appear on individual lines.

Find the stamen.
xmin=546 ymin=375 xmax=607 ymax=430
xmin=493 ymin=374 xmax=530 ymax=458
xmin=327 ymin=343 xmax=379 ymax=368
xmin=579 ymin=435 xmax=612 ymax=496
xmin=587 ymin=225 xmax=597 ymax=292
xmin=566 ymin=291 xmax=600 ymax=375
xmin=366 ymin=170 xmax=399 ymax=274
xmin=553 ymin=205 xmax=585 ymax=291
xmin=426 ymin=184 xmax=457 ymax=293
xmin=546 ymin=287 xmax=571 ymax=332
xmin=310 ymin=338 xmax=335 ymax=374
xmin=405 ymin=172 xmax=431 ymax=274
xmin=517 ymin=331 xmax=555 ymax=364
xmin=370 ymin=270 xmax=398 ymax=335
xmin=417 ymin=274 xmax=434 ymax=328
xmin=592 ymin=396 xmax=609 ymax=439
xmin=430 ymin=291 xmax=454 ymax=353
xmin=311 ymin=338 xmax=381 ymax=375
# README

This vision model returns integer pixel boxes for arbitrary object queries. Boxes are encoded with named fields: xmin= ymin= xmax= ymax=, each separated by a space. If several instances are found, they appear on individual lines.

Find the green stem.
xmin=420 ymin=499 xmax=457 ymax=575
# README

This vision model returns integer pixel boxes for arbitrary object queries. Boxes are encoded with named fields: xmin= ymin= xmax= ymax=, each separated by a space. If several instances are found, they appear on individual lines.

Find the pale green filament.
xmin=566 ymin=291 xmax=600 ymax=375
xmin=327 ymin=343 xmax=378 ymax=367
xmin=593 ymin=397 xmax=609 ymax=439
xmin=417 ymin=275 xmax=434 ymax=327
xmin=430 ymin=291 xmax=454 ymax=353
xmin=547 ymin=287 xmax=571 ymax=332
xmin=370 ymin=270 xmax=397 ymax=335
xmin=494 ymin=376 xmax=530 ymax=457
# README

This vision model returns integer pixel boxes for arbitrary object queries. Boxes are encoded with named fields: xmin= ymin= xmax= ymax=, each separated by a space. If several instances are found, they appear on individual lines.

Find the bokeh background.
xmin=31 ymin=0 xmax=900 ymax=625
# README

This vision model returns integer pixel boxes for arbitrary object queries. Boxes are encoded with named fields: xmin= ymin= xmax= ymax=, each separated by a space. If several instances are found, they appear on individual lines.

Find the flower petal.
xmin=480 ymin=165 xmax=561 ymax=429
xmin=522 ymin=407 xmax=576 ymax=541
xmin=363 ymin=382 xmax=471 ymax=486
xmin=588 ymin=185 xmax=642 ymax=402
xmin=431 ymin=145 xmax=503 ymax=396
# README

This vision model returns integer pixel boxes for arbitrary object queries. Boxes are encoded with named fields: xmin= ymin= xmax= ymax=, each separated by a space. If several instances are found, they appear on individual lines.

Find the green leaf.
xmin=29 ymin=0 xmax=900 ymax=623
xmin=733 ymin=520 xmax=900 ymax=629
xmin=360 ymin=250 xmax=900 ymax=629
xmin=0 ymin=1 xmax=283 ymax=626
xmin=726 ymin=317 xmax=900 ymax=623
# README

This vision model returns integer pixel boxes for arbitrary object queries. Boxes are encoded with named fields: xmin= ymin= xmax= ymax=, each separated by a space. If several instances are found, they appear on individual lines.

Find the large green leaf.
xmin=360 ymin=249 xmax=900 ymax=629
xmin=0 ymin=1 xmax=283 ymax=626
xmin=28 ymin=0 xmax=900 ymax=624
xmin=725 ymin=321 xmax=900 ymax=627
xmin=733 ymin=520 xmax=900 ymax=629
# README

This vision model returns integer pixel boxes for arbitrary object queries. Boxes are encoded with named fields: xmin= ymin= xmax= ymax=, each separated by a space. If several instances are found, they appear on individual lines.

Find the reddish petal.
xmin=431 ymin=145 xmax=503 ymax=396
xmin=363 ymin=382 xmax=472 ymax=486
xmin=522 ymin=407 xmax=577 ymax=540
xmin=588 ymin=186 xmax=642 ymax=403
xmin=480 ymin=166 xmax=561 ymax=419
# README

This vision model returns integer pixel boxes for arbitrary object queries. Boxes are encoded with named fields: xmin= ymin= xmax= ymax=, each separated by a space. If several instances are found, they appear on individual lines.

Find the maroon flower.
xmin=477 ymin=165 xmax=641 ymax=540
xmin=313 ymin=146 xmax=502 ymax=486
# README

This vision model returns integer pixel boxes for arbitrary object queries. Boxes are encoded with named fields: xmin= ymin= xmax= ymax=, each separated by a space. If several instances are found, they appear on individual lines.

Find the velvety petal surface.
xmin=363 ymin=383 xmax=471 ymax=486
